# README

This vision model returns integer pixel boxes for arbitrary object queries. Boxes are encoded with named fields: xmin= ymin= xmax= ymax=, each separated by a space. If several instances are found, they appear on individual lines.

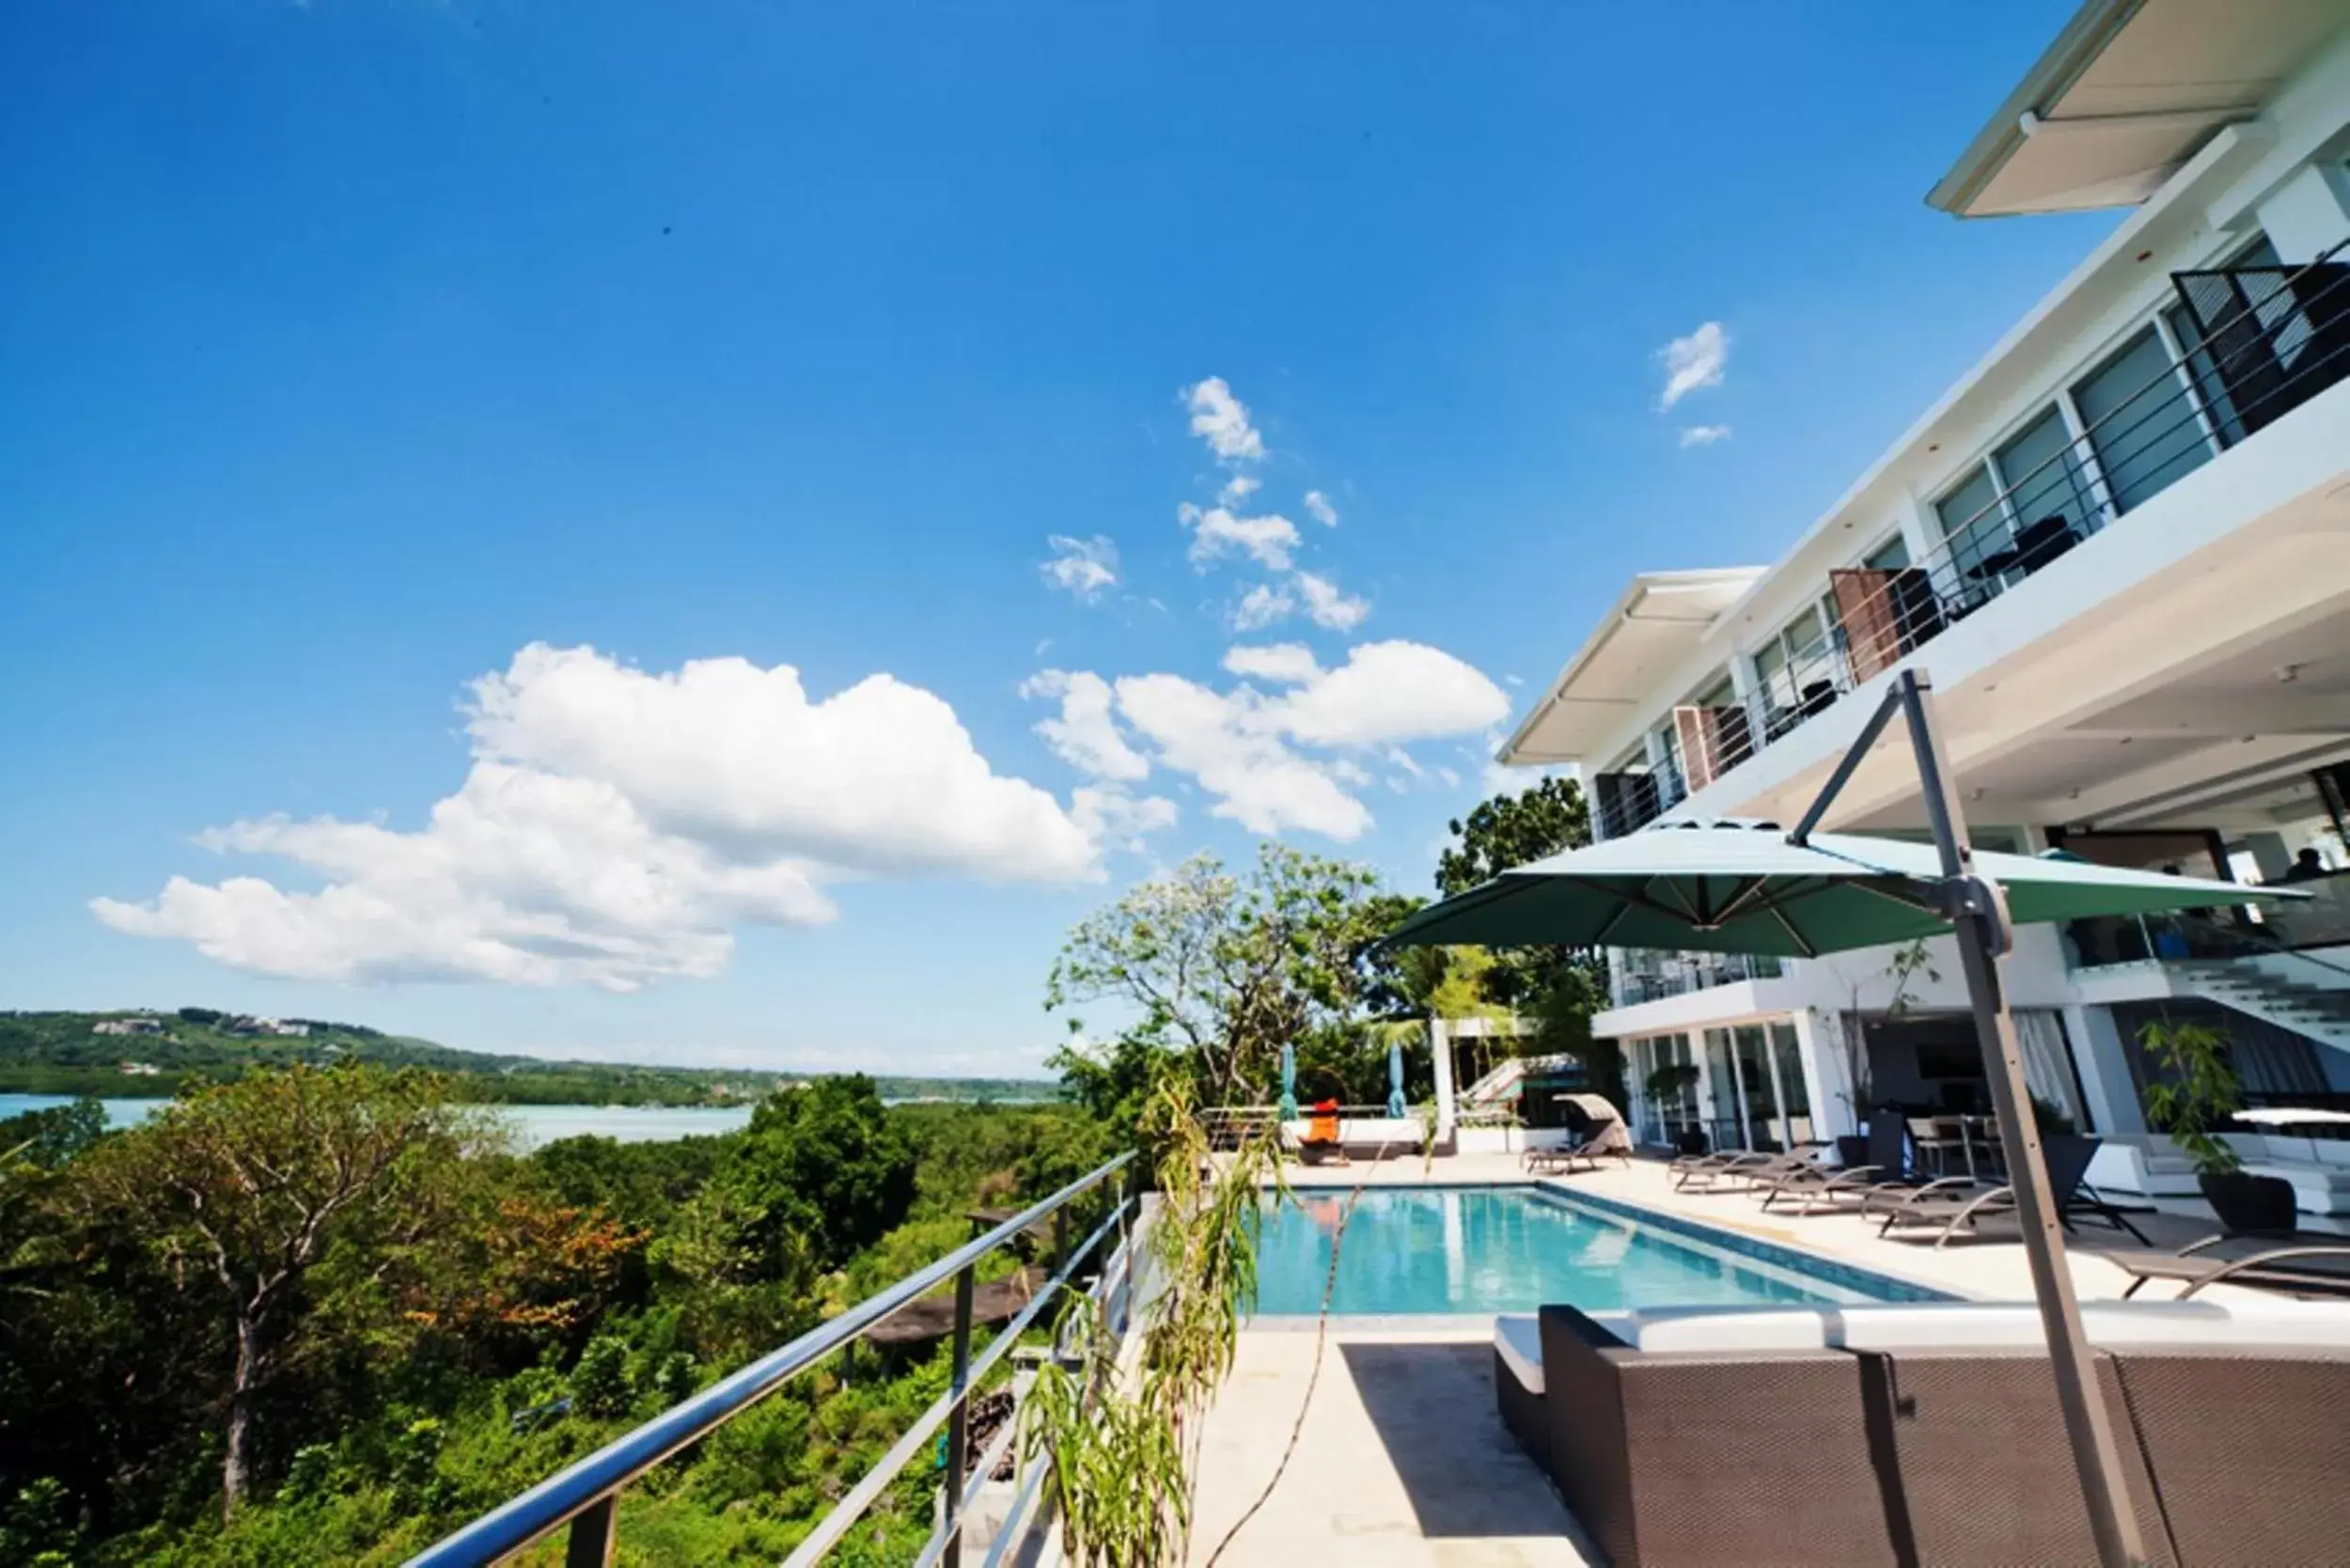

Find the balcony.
xmin=1609 ymin=949 xmax=1784 ymax=1009
xmin=1659 ymin=242 xmax=2350 ymax=792
xmin=1591 ymin=762 xmax=1683 ymax=840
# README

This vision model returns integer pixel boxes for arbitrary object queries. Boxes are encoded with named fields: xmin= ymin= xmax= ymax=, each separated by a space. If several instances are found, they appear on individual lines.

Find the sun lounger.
xmin=1522 ymin=1094 xmax=1632 ymax=1175
xmin=1875 ymin=1136 xmax=2153 ymax=1247
xmin=1493 ymin=1298 xmax=2350 ymax=1567
xmin=2115 ymin=1236 xmax=2350 ymax=1299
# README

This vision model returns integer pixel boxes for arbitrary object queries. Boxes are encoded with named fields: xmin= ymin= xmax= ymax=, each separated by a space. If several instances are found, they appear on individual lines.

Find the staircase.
xmin=2171 ymin=957 xmax=2350 ymax=1051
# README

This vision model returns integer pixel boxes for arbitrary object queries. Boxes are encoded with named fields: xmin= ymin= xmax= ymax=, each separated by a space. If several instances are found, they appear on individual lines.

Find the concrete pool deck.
xmin=1188 ymin=1153 xmax=2246 ymax=1565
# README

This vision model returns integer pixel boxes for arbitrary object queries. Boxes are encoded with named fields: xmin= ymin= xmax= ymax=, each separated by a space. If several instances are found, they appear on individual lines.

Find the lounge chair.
xmin=1754 ymin=1111 xmax=1907 ymax=1214
xmin=2114 ymin=1238 xmax=2350 ymax=1299
xmin=1874 ymin=1135 xmax=2154 ymax=1247
xmin=1491 ymin=1298 xmax=2350 ymax=1567
xmin=2111 ymin=1185 xmax=2350 ymax=1298
xmin=1523 ymin=1096 xmax=1633 ymax=1175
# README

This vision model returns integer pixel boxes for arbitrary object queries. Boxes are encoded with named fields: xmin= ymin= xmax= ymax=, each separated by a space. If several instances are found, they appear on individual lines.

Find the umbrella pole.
xmin=1894 ymin=672 xmax=2149 ymax=1568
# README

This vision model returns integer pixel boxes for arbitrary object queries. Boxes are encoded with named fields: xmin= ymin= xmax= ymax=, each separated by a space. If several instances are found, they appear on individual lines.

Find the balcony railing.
xmin=1592 ymin=763 xmax=1684 ymax=840
xmin=1632 ymin=241 xmax=2350 ymax=802
xmin=1610 ymin=950 xmax=1785 ymax=1009
xmin=406 ymin=1154 xmax=1135 ymax=1568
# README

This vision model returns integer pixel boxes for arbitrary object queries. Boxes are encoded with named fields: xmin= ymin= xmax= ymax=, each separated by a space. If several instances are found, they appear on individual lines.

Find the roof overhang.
xmin=1928 ymin=0 xmax=2344 ymax=218
xmin=1499 ymin=569 xmax=1764 ymax=768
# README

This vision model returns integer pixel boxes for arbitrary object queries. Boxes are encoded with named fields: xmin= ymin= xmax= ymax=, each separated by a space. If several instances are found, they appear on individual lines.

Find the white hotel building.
xmin=1499 ymin=0 xmax=2350 ymax=1218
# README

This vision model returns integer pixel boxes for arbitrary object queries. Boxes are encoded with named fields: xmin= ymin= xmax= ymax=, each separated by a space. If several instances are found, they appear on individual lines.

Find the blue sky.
xmin=0 ymin=1 xmax=2115 ymax=1075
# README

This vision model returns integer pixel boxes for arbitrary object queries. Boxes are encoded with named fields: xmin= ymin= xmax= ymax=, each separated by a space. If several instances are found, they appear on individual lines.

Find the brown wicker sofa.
xmin=1493 ymin=1300 xmax=2350 ymax=1567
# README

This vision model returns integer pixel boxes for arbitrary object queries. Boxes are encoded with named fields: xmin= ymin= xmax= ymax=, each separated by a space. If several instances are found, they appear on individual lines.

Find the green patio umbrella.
xmin=1378 ymin=820 xmax=2271 ymax=958
xmin=1277 ymin=1043 xmax=1299 ymax=1121
xmin=1386 ymin=669 xmax=2302 ymax=1568
xmin=1386 ymin=1040 xmax=1406 ymax=1120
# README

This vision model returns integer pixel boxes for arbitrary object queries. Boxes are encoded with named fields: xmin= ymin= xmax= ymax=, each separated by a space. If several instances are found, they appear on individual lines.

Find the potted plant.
xmin=2138 ymin=1019 xmax=2295 ymax=1234
xmin=1644 ymin=1062 xmax=1704 ymax=1154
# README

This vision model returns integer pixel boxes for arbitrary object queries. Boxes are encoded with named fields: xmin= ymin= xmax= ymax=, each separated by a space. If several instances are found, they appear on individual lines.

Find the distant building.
xmin=224 ymin=1015 xmax=311 ymax=1038
xmin=93 ymin=1017 xmax=164 ymax=1037
xmin=118 ymin=1061 xmax=162 ymax=1076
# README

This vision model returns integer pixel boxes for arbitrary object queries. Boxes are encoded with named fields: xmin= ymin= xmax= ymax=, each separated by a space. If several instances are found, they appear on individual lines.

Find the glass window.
xmin=1990 ymin=406 xmax=2094 ymax=568
xmin=1933 ymin=463 xmax=2003 ymax=585
xmin=1863 ymin=534 xmax=1910 ymax=571
xmin=2167 ymin=303 xmax=2246 ymax=447
xmin=2073 ymin=325 xmax=2211 ymax=513
xmin=1768 ymin=1022 xmax=1812 ymax=1146
xmin=1702 ymin=1028 xmax=1743 ymax=1151
xmin=1732 ymin=1025 xmax=1780 ymax=1151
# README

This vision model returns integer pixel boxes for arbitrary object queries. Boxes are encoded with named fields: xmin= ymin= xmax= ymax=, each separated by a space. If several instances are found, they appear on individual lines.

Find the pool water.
xmin=1249 ymin=1186 xmax=1898 ymax=1317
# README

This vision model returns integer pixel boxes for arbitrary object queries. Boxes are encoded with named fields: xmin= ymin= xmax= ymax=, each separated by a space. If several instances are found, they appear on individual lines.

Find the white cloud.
xmin=1273 ymin=640 xmax=1510 ymax=746
xmin=1296 ymin=571 xmax=1370 ymax=631
xmin=1020 ymin=669 xmax=1150 ymax=782
xmin=1230 ymin=583 xmax=1295 ymax=631
xmin=95 ymin=645 xmax=1113 ymax=992
xmin=1302 ymin=490 xmax=1339 ymax=527
xmin=1041 ymin=534 xmax=1120 ymax=601
xmin=1183 ymin=375 xmax=1266 ymax=463
xmin=1221 ymin=643 xmax=1322 ymax=684
xmin=1679 ymin=423 xmax=1732 ymax=447
xmin=1183 ymin=506 xmax=1300 ymax=572
xmin=1114 ymin=673 xmax=1373 ymax=839
xmin=1656 ymin=321 xmax=1729 ymax=411
xmin=1219 ymin=474 xmax=1261 ymax=506
xmin=1028 ymin=640 xmax=1509 ymax=843
xmin=1070 ymin=785 xmax=1179 ymax=852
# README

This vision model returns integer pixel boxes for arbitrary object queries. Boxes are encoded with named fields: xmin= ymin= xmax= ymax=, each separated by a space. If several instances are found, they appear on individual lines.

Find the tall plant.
xmin=1022 ymin=1074 xmax=1281 ymax=1566
xmin=2137 ymin=1019 xmax=2245 ymax=1175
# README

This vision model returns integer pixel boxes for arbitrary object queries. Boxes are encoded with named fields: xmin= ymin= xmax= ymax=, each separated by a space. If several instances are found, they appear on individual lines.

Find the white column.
xmin=1430 ymin=1017 xmax=1456 ymax=1145
xmin=1793 ymin=1008 xmax=1856 ymax=1138
xmin=2063 ymin=1003 xmax=2145 ymax=1135
xmin=2253 ymin=163 xmax=2350 ymax=259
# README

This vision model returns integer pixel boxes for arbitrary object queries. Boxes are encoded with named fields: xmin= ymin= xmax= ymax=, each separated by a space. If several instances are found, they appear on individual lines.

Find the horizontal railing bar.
xmin=404 ymin=1152 xmax=1134 ymax=1568
xmin=779 ymin=1197 xmax=1130 ymax=1568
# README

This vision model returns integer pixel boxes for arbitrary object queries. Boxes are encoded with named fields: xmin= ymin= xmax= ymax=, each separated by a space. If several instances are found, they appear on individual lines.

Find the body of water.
xmin=0 ymin=1093 xmax=755 ymax=1150
xmin=1249 ymin=1185 xmax=1906 ymax=1316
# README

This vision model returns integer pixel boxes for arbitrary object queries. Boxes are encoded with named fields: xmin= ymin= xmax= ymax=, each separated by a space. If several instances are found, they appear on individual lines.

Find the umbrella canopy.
xmin=1380 ymin=821 xmax=2296 ymax=958
xmin=1386 ymin=1040 xmax=1406 ymax=1120
xmin=1277 ymin=1043 xmax=1299 ymax=1121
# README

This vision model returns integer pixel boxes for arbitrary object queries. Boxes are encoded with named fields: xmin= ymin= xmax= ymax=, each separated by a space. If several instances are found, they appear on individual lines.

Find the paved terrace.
xmin=1187 ymin=1153 xmax=2236 ymax=1567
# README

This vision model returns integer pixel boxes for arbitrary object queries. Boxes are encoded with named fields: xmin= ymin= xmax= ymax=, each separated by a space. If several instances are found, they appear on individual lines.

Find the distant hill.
xmin=0 ymin=1008 xmax=1059 ymax=1106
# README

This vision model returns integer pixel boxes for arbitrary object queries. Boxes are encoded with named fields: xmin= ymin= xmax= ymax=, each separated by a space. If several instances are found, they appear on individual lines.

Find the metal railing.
xmin=1610 ymin=950 xmax=1784 ymax=1008
xmin=1593 ymin=765 xmax=1684 ymax=840
xmin=406 ymin=1152 xmax=1135 ymax=1568
xmin=1642 ymin=241 xmax=2350 ymax=800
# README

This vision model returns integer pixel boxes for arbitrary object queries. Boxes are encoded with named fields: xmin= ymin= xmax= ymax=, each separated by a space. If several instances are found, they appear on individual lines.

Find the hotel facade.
xmin=1499 ymin=0 xmax=2350 ymax=1219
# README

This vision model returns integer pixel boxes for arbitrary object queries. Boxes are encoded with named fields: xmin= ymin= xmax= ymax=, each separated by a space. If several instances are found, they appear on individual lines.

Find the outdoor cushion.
xmin=1622 ymin=1307 xmax=1832 ymax=1353
xmin=1493 ymin=1313 xmax=1543 ymax=1393
xmin=1618 ymin=1300 xmax=2350 ymax=1356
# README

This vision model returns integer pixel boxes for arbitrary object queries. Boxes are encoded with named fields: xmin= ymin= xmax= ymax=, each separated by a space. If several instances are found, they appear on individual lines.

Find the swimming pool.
xmin=1248 ymin=1184 xmax=1944 ymax=1318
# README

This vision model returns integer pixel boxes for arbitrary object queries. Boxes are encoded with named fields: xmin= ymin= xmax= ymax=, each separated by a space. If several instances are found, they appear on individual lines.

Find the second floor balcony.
xmin=1582 ymin=241 xmax=2350 ymax=835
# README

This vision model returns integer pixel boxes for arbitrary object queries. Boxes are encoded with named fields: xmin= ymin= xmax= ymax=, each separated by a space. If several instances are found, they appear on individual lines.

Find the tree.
xmin=1047 ymin=845 xmax=1407 ymax=1109
xmin=0 ymin=1096 xmax=107 ymax=1169
xmin=714 ymin=1076 xmax=916 ymax=1274
xmin=1436 ymin=775 xmax=1591 ymax=898
xmin=1430 ymin=777 xmax=1621 ymax=1101
xmin=69 ymin=1064 xmax=494 ymax=1517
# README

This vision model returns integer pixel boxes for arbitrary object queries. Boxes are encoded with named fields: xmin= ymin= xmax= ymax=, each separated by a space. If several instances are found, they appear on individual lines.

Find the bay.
xmin=0 ymin=1092 xmax=755 ymax=1150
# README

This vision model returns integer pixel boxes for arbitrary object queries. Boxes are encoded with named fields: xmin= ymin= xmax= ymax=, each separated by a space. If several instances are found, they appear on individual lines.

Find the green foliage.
xmin=718 ymin=1076 xmax=916 ymax=1272
xmin=2137 ymin=1019 xmax=2245 ymax=1175
xmin=0 ymin=1095 xmax=109 ymax=1168
xmin=0 ymin=1008 xmax=1058 ymax=1106
xmin=3 ymin=1058 xmax=1105 ymax=1565
xmin=1023 ymin=1076 xmax=1278 ymax=1565
xmin=1436 ymin=775 xmax=1591 ymax=896
xmin=1427 ymin=777 xmax=1615 ymax=1101
xmin=1047 ymin=844 xmax=1418 ymax=1121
